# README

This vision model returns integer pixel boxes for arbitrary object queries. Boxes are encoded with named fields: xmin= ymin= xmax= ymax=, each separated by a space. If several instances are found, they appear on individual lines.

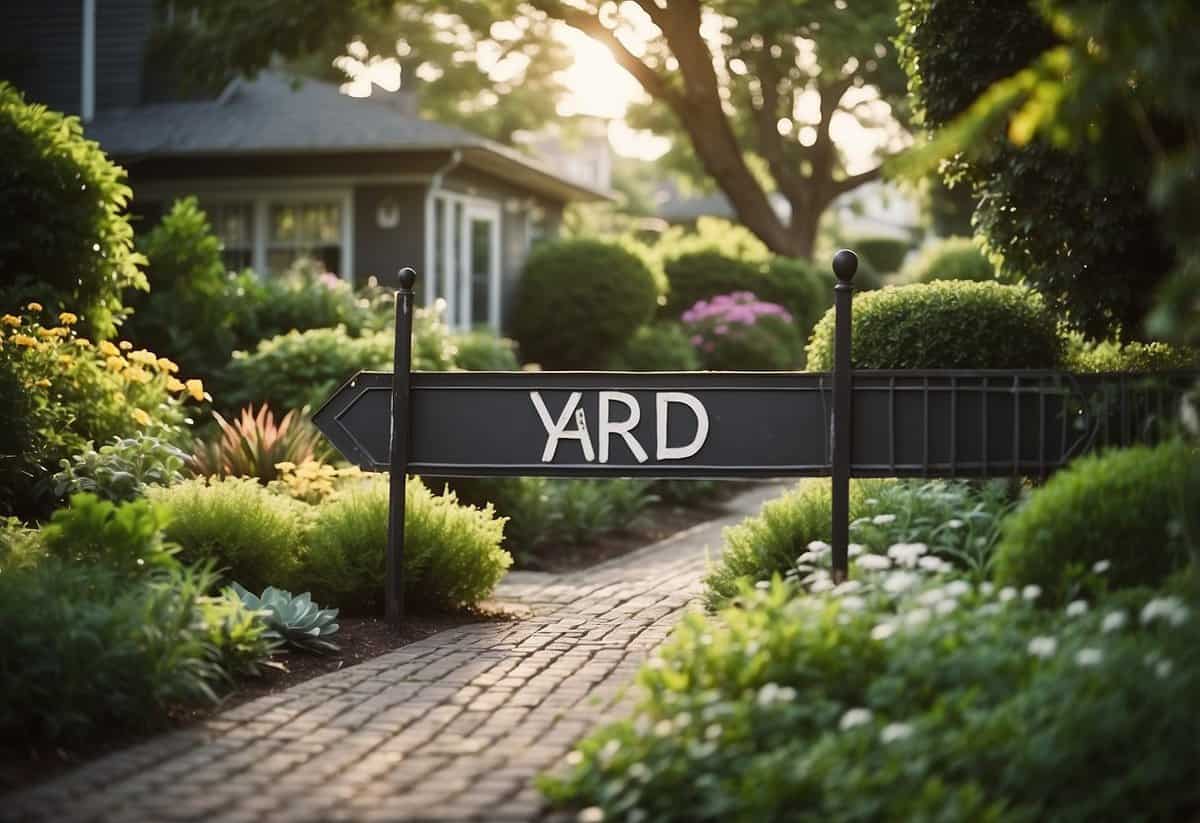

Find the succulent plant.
xmin=230 ymin=582 xmax=341 ymax=655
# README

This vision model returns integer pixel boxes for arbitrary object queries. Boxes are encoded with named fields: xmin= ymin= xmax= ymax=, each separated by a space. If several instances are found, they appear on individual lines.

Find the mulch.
xmin=0 ymin=488 xmax=745 ymax=795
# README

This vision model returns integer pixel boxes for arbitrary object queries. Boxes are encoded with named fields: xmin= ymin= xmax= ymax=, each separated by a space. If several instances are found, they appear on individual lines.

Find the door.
xmin=461 ymin=203 xmax=501 ymax=330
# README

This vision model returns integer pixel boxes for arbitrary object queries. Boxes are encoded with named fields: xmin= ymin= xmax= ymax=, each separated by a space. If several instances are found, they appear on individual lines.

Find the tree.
xmin=173 ymin=0 xmax=908 ymax=259
xmin=896 ymin=0 xmax=1189 ymax=341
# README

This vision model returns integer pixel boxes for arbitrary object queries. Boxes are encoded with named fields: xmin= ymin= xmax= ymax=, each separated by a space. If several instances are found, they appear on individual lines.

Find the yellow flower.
xmin=274 ymin=461 xmax=297 ymax=473
xmin=99 ymin=340 xmax=120 ymax=357
xmin=74 ymin=338 xmax=92 ymax=348
xmin=106 ymin=355 xmax=125 ymax=371
xmin=130 ymin=408 xmax=152 ymax=426
xmin=34 ymin=378 xmax=51 ymax=388
xmin=58 ymin=354 xmax=74 ymax=366
xmin=12 ymin=334 xmax=37 ymax=348
xmin=1 ymin=314 xmax=19 ymax=327
xmin=156 ymin=357 xmax=180 ymax=374
xmin=118 ymin=341 xmax=132 ymax=351
xmin=185 ymin=378 xmax=205 ymax=402
xmin=123 ymin=366 xmax=152 ymax=384
xmin=128 ymin=349 xmax=158 ymax=365
xmin=26 ymin=302 xmax=43 ymax=312
xmin=166 ymin=376 xmax=186 ymax=392
xmin=37 ymin=327 xmax=68 ymax=339
xmin=58 ymin=312 xmax=78 ymax=325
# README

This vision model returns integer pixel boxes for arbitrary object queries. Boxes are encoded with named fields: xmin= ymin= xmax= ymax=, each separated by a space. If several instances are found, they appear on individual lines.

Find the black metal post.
xmin=830 ymin=249 xmax=857 ymax=581
xmin=386 ymin=267 xmax=416 ymax=626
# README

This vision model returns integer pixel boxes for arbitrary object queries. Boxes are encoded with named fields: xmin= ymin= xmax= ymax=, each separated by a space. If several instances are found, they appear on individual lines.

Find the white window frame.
xmin=260 ymin=191 xmax=355 ymax=282
xmin=423 ymin=191 xmax=502 ymax=331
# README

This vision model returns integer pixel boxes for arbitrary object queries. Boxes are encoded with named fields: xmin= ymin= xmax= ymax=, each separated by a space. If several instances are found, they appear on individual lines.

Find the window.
xmin=425 ymin=193 xmax=500 ymax=330
xmin=206 ymin=202 xmax=254 ymax=271
xmin=267 ymin=202 xmax=343 ymax=275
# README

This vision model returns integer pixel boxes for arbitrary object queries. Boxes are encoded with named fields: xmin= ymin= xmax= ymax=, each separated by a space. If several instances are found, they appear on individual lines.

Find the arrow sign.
xmin=313 ymin=370 xmax=833 ymax=478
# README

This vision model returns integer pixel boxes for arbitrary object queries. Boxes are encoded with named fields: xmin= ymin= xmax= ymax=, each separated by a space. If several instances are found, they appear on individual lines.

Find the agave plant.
xmin=191 ymin=404 xmax=327 ymax=482
xmin=230 ymin=582 xmax=341 ymax=655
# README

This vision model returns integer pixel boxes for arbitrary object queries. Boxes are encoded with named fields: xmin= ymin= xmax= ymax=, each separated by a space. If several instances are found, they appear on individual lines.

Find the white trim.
xmin=428 ymin=190 xmax=502 ymax=331
xmin=80 ymin=0 xmax=95 ymax=122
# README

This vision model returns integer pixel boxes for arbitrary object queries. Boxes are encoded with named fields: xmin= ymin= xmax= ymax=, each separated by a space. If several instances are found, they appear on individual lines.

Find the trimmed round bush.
xmin=148 ymin=477 xmax=310 ymax=592
xmin=513 ymin=239 xmax=658 ymax=369
xmin=805 ymin=281 xmax=1063 ymax=370
xmin=1062 ymin=334 xmax=1200 ymax=373
xmin=901 ymin=236 xmax=996 ymax=284
xmin=662 ymin=251 xmax=764 ymax=318
xmin=994 ymin=441 xmax=1196 ymax=602
xmin=0 ymin=83 xmax=145 ymax=339
xmin=848 ymin=235 xmax=911 ymax=273
xmin=450 ymin=331 xmax=520 ymax=371
xmin=608 ymin=323 xmax=700 ymax=371
xmin=301 ymin=476 xmax=511 ymax=613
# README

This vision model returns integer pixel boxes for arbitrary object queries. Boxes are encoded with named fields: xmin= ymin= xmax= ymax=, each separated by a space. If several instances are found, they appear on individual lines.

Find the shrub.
xmin=608 ymin=323 xmax=700 ymax=371
xmin=190 ymin=404 xmax=327 ymax=482
xmin=900 ymin=236 xmax=996 ymax=284
xmin=650 ymin=217 xmax=772 ymax=271
xmin=681 ymin=292 xmax=805 ymax=370
xmin=219 ymin=305 xmax=453 ymax=413
xmin=704 ymin=480 xmax=874 ymax=608
xmin=451 ymin=331 xmax=520 ymax=371
xmin=661 ymin=251 xmax=763 ymax=318
xmin=513 ymin=238 xmax=658 ymax=369
xmin=40 ymin=493 xmax=180 ymax=580
xmin=543 ymin=574 xmax=1200 ymax=823
xmin=0 ymin=515 xmax=43 ymax=571
xmin=53 ymin=432 xmax=188 ymax=502
xmin=805 ymin=281 xmax=1063 ymax=370
xmin=301 ymin=476 xmax=511 ymax=613
xmin=0 ymin=309 xmax=200 ymax=518
xmin=234 ymin=257 xmax=373 ymax=345
xmin=759 ymin=256 xmax=837 ymax=336
xmin=0 ymin=83 xmax=145 ymax=339
xmin=269 ymin=459 xmax=364 ymax=505
xmin=1061 ymin=332 xmax=1200 ymax=373
xmin=0 ymin=560 xmax=224 ymax=742
xmin=994 ymin=441 xmax=1196 ymax=602
xmin=847 ymin=235 xmax=911 ymax=273
xmin=149 ymin=477 xmax=310 ymax=593
xmin=124 ymin=197 xmax=244 ymax=382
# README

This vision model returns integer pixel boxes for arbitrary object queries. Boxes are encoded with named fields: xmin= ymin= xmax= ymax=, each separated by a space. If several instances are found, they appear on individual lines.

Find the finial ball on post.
xmin=397 ymin=267 xmax=417 ymax=291
xmin=832 ymin=249 xmax=858 ymax=283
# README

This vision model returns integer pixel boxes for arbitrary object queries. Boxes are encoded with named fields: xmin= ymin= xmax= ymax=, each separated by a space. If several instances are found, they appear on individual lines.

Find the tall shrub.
xmin=514 ymin=238 xmax=658 ymax=369
xmin=0 ymin=83 xmax=145 ymax=339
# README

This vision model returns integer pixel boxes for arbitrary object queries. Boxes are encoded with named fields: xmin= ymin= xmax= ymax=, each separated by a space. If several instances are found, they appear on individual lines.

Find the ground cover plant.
xmin=544 ymin=453 xmax=1200 ymax=821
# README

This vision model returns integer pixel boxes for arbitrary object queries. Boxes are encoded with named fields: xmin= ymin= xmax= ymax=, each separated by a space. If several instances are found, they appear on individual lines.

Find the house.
xmin=0 ymin=2 xmax=611 ymax=332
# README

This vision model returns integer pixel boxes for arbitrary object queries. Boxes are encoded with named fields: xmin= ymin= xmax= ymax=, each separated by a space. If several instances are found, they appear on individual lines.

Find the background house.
xmin=0 ymin=1 xmax=610 ymax=332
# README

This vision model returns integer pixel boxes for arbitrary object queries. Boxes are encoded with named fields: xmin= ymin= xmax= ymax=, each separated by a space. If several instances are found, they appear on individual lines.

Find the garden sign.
xmin=314 ymin=254 xmax=1195 ymax=624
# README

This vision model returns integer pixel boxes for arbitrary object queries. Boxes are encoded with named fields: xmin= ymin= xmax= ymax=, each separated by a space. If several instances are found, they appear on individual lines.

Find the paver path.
xmin=3 ymin=483 xmax=780 ymax=823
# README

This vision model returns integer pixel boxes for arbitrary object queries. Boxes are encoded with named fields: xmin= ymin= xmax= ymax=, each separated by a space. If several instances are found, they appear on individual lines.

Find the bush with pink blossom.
xmin=680 ymin=292 xmax=805 ymax=370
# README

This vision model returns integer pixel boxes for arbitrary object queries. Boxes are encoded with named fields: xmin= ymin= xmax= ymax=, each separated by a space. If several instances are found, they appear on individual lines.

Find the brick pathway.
xmin=3 ymin=483 xmax=780 ymax=823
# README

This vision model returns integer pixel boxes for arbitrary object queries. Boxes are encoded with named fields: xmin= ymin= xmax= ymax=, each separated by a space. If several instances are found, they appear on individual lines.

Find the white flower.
xmin=945 ymin=580 xmax=972 ymax=598
xmin=673 ymin=712 xmax=692 ymax=730
xmin=935 ymin=598 xmax=958 ymax=616
xmin=871 ymin=622 xmax=897 ymax=641
xmin=578 ymin=807 xmax=605 ymax=823
xmin=756 ymin=683 xmax=797 ymax=707
xmin=1074 ymin=648 xmax=1103 ymax=667
xmin=1093 ymin=560 xmax=1111 ymax=574
xmin=795 ymin=551 xmax=818 ymax=565
xmin=1101 ymin=611 xmax=1128 ymax=633
xmin=883 ymin=571 xmax=920 ymax=594
xmin=888 ymin=542 xmax=929 ymax=567
xmin=840 ymin=595 xmax=867 ymax=612
xmin=917 ymin=587 xmax=946 ymax=606
xmin=1140 ymin=596 xmax=1190 ymax=627
xmin=810 ymin=578 xmax=835 ymax=593
xmin=1027 ymin=636 xmax=1057 ymax=658
xmin=600 ymin=739 xmax=622 ymax=763
xmin=880 ymin=722 xmax=914 ymax=744
xmin=566 ymin=750 xmax=584 ymax=766
xmin=905 ymin=607 xmax=932 ymax=626
xmin=979 ymin=582 xmax=995 ymax=596
xmin=872 ymin=514 xmax=897 ymax=526
xmin=865 ymin=498 xmax=879 ymax=506
xmin=705 ymin=724 xmax=722 ymax=741
xmin=807 ymin=540 xmax=832 ymax=555
xmin=839 ymin=707 xmax=873 ymax=731
xmin=1155 ymin=659 xmax=1174 ymax=679
xmin=917 ymin=556 xmax=952 ymax=574
xmin=857 ymin=553 xmax=892 ymax=571
xmin=1022 ymin=584 xmax=1042 ymax=602
xmin=833 ymin=580 xmax=863 ymax=596
xmin=946 ymin=519 xmax=964 ymax=529
xmin=848 ymin=543 xmax=866 ymax=557
xmin=1065 ymin=600 xmax=1089 ymax=618
xmin=654 ymin=720 xmax=674 ymax=737
xmin=998 ymin=586 xmax=1018 ymax=603
xmin=978 ymin=603 xmax=1002 ymax=616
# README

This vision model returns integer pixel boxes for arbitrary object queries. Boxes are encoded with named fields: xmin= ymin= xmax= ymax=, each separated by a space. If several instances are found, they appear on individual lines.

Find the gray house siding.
xmin=95 ymin=0 xmax=154 ymax=111
xmin=354 ymin=184 xmax=428 ymax=286
xmin=0 ymin=0 xmax=82 ymax=114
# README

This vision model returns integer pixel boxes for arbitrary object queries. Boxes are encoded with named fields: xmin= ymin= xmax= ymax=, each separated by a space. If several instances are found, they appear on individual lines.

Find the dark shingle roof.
xmin=85 ymin=71 xmax=609 ymax=202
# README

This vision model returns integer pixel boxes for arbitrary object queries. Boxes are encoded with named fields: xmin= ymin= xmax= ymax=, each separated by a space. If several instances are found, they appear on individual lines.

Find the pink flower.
xmin=715 ymin=324 xmax=729 ymax=336
xmin=690 ymin=335 xmax=704 ymax=346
